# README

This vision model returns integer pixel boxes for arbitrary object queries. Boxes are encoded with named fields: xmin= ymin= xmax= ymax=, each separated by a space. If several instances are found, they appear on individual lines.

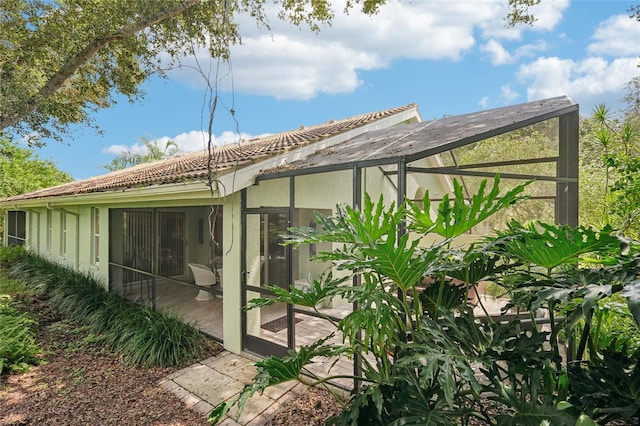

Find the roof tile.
xmin=3 ymin=104 xmax=416 ymax=202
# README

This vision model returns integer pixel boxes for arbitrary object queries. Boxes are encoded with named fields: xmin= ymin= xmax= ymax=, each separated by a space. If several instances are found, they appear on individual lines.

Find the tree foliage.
xmin=444 ymin=119 xmax=557 ymax=226
xmin=584 ymin=103 xmax=640 ymax=238
xmin=0 ymin=0 xmax=372 ymax=143
xmin=1 ymin=0 xmax=542 ymax=145
xmin=101 ymin=137 xmax=179 ymax=171
xmin=0 ymin=133 xmax=72 ymax=236
xmin=0 ymin=135 xmax=72 ymax=199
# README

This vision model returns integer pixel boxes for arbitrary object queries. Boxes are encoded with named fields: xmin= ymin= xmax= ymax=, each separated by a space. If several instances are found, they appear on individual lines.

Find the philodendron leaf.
xmin=360 ymin=231 xmax=437 ymax=293
xmin=245 ymin=272 xmax=347 ymax=311
xmin=499 ymin=222 xmax=620 ymax=270
xmin=622 ymin=280 xmax=640 ymax=328
xmin=575 ymin=414 xmax=598 ymax=426
xmin=409 ymin=175 xmax=530 ymax=239
xmin=286 ymin=193 xmax=401 ymax=248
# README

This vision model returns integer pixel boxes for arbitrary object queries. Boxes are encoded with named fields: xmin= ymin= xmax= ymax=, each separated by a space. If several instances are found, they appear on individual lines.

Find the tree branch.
xmin=1 ymin=0 xmax=200 ymax=131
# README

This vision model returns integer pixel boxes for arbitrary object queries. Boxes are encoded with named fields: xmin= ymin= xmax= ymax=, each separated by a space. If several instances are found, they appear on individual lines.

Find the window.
xmin=92 ymin=208 xmax=100 ymax=265
xmin=60 ymin=210 xmax=67 ymax=256
xmin=7 ymin=211 xmax=26 ymax=246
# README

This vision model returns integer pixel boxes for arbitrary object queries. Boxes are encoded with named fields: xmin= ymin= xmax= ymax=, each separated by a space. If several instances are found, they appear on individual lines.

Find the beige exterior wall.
xmin=20 ymin=206 xmax=109 ymax=288
xmin=221 ymin=192 xmax=242 ymax=353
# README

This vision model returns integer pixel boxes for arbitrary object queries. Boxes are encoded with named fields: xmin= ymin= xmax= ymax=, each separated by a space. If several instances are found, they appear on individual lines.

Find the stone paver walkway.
xmin=159 ymin=351 xmax=308 ymax=425
xmin=160 ymin=296 xmax=511 ymax=424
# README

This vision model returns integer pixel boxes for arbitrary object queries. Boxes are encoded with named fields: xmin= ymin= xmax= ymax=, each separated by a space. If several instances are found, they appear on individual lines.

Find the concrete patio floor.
xmin=159 ymin=351 xmax=309 ymax=425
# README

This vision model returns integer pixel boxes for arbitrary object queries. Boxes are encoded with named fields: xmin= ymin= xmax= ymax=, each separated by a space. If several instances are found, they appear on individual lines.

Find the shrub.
xmin=6 ymin=253 xmax=206 ymax=367
xmin=0 ymin=294 xmax=41 ymax=374
xmin=0 ymin=271 xmax=32 ymax=296
xmin=0 ymin=245 xmax=27 ymax=267
xmin=209 ymin=177 xmax=640 ymax=426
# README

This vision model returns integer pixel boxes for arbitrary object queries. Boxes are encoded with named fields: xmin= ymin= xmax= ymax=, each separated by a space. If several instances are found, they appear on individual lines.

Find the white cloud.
xmin=528 ymin=0 xmax=569 ymax=31
xmin=102 ymin=130 xmax=257 ymax=156
xmin=168 ymin=1 xmax=520 ymax=99
xmin=479 ymin=96 xmax=490 ymax=108
xmin=480 ymin=0 xmax=569 ymax=40
xmin=514 ymin=40 xmax=548 ymax=59
xmin=518 ymin=56 xmax=640 ymax=106
xmin=481 ymin=38 xmax=548 ymax=66
xmin=103 ymin=144 xmax=141 ymax=155
xmin=169 ymin=130 xmax=256 ymax=153
xmin=588 ymin=14 xmax=640 ymax=57
xmin=228 ymin=35 xmax=380 ymax=99
xmin=481 ymin=39 xmax=512 ymax=65
xmin=500 ymin=84 xmax=519 ymax=102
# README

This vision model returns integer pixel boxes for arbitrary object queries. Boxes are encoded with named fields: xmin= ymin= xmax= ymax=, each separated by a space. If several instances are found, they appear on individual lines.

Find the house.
xmin=1 ymin=96 xmax=579 ymax=359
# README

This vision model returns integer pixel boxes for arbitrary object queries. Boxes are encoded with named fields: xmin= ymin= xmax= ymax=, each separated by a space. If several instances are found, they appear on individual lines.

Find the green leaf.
xmin=575 ymin=414 xmax=598 ymax=426
xmin=245 ymin=271 xmax=347 ymax=311
xmin=556 ymin=401 xmax=573 ymax=411
xmin=209 ymin=335 xmax=345 ymax=423
xmin=360 ymin=232 xmax=438 ymax=293
xmin=498 ymin=222 xmax=620 ymax=270
xmin=409 ymin=175 xmax=530 ymax=238
xmin=207 ymin=401 xmax=231 ymax=424
xmin=445 ymin=246 xmax=509 ymax=285
xmin=622 ymin=280 xmax=640 ymax=328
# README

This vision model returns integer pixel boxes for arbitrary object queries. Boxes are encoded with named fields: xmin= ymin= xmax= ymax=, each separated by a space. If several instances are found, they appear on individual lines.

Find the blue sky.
xmin=34 ymin=0 xmax=640 ymax=180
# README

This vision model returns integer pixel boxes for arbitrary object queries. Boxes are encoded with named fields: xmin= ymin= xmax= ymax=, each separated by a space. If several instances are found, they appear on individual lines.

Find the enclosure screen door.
xmin=244 ymin=210 xmax=291 ymax=357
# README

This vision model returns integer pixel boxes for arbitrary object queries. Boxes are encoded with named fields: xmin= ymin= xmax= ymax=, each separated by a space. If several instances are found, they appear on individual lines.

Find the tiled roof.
xmin=3 ymin=104 xmax=416 ymax=202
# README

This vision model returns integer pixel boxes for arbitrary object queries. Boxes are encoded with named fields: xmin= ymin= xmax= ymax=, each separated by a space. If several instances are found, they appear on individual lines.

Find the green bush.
xmin=592 ymin=295 xmax=640 ymax=355
xmin=0 ymin=294 xmax=41 ymax=374
xmin=210 ymin=177 xmax=640 ymax=426
xmin=0 ymin=245 xmax=27 ymax=268
xmin=7 ymin=253 xmax=206 ymax=367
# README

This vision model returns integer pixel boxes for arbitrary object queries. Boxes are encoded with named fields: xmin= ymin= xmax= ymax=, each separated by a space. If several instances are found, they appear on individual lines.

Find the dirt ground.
xmin=0 ymin=295 xmax=340 ymax=426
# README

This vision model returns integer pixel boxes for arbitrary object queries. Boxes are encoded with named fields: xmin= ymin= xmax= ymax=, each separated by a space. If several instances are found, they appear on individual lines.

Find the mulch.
xmin=0 ymin=295 xmax=218 ymax=426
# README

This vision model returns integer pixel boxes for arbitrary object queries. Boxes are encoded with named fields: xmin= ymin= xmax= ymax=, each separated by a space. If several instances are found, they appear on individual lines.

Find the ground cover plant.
xmin=0 ymin=249 xmax=42 ymax=375
xmin=3 ymin=248 xmax=207 ymax=368
xmin=210 ymin=176 xmax=640 ymax=426
xmin=0 ymin=292 xmax=40 ymax=374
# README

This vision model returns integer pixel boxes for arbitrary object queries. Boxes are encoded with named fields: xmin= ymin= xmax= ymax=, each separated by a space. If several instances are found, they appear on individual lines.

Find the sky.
xmin=33 ymin=0 xmax=640 ymax=180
